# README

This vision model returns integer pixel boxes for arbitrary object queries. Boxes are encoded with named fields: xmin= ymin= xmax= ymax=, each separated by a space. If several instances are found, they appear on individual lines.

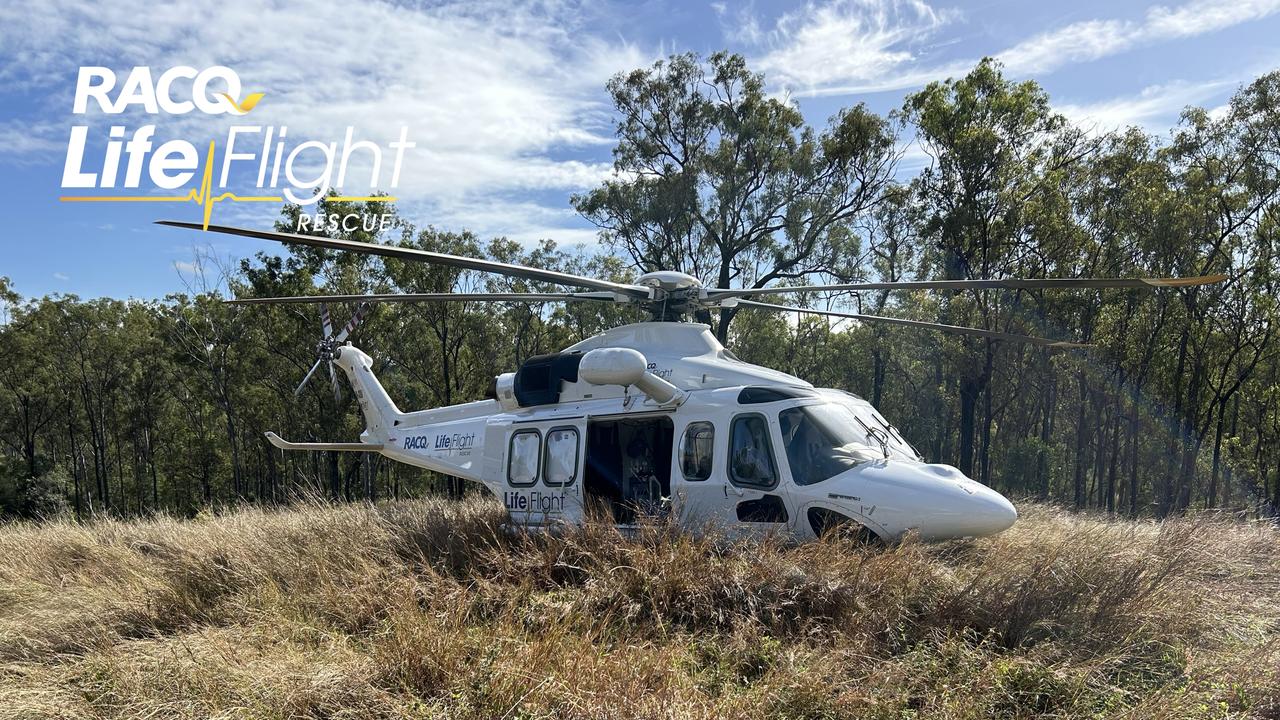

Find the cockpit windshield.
xmin=778 ymin=404 xmax=885 ymax=485
xmin=820 ymin=391 xmax=922 ymax=462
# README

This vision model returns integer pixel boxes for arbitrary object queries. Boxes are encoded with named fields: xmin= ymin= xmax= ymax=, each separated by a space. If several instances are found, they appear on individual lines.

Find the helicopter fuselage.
xmin=328 ymin=322 xmax=1017 ymax=542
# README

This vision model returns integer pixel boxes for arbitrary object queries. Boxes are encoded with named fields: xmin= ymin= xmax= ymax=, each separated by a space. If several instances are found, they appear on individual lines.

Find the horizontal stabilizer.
xmin=265 ymin=431 xmax=382 ymax=452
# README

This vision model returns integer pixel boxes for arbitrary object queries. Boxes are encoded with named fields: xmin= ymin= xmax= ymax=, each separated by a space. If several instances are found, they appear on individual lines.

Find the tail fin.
xmin=332 ymin=345 xmax=402 ymax=442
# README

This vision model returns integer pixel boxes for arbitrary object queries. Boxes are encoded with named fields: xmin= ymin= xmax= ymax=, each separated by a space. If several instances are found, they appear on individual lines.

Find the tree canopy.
xmin=2 ymin=56 xmax=1278 ymax=520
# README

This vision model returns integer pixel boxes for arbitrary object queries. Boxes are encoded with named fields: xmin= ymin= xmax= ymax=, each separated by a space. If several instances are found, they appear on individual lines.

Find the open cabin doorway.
xmin=584 ymin=415 xmax=674 ymax=524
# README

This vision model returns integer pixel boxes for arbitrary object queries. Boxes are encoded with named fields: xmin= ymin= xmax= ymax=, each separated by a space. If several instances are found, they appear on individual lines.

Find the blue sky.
xmin=1 ymin=0 xmax=1277 ymax=301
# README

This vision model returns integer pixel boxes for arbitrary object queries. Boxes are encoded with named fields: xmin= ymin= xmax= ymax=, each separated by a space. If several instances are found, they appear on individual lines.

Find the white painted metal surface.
xmin=312 ymin=323 xmax=1017 ymax=542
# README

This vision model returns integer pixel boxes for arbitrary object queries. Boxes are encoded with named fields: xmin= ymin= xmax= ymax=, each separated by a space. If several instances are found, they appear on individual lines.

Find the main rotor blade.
xmin=707 ymin=274 xmax=1227 ymax=300
xmin=157 ymin=221 xmax=651 ymax=297
xmin=334 ymin=302 xmax=370 ymax=343
xmin=295 ymin=357 xmax=324 ymax=396
xmin=735 ymin=299 xmax=1089 ymax=348
xmin=225 ymin=291 xmax=622 ymax=305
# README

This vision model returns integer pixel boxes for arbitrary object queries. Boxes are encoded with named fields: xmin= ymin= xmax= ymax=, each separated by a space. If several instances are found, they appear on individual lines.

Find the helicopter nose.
xmin=910 ymin=464 xmax=1018 ymax=538
xmin=850 ymin=463 xmax=1020 ymax=540
xmin=966 ymin=487 xmax=1018 ymax=536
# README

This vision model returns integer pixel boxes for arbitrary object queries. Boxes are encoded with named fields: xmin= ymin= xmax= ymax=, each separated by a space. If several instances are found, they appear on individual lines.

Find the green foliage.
xmin=0 ymin=61 xmax=1278 ymax=518
xmin=572 ymin=51 xmax=897 ymax=338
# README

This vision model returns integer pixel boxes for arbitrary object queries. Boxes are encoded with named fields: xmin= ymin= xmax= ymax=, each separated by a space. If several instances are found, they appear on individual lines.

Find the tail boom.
xmin=331 ymin=344 xmax=402 ymax=443
xmin=333 ymin=344 xmax=491 ymax=484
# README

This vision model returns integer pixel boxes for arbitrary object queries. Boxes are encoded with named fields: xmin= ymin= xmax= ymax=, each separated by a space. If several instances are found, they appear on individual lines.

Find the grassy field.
xmin=0 ymin=498 xmax=1277 ymax=719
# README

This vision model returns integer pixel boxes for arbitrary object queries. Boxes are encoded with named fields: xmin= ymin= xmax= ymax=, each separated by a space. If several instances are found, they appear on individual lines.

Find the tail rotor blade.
xmin=334 ymin=302 xmax=370 ymax=343
xmin=320 ymin=303 xmax=334 ymax=339
xmin=328 ymin=361 xmax=341 ymax=404
xmin=295 ymin=357 xmax=324 ymax=396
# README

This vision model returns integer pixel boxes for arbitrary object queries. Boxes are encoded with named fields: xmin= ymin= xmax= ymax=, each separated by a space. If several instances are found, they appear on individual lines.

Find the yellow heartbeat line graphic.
xmin=60 ymin=141 xmax=396 ymax=230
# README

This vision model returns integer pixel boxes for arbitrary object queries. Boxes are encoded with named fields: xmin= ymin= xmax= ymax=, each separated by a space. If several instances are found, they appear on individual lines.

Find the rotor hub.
xmin=635 ymin=270 xmax=703 ymax=292
xmin=315 ymin=337 xmax=340 ymax=361
xmin=636 ymin=271 xmax=707 ymax=321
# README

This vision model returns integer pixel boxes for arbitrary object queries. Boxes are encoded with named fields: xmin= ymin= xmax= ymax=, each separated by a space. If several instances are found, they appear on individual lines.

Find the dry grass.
xmin=0 ymin=498 xmax=1277 ymax=719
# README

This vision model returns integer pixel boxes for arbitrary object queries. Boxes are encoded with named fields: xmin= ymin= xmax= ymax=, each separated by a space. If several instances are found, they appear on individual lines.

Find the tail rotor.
xmin=295 ymin=302 xmax=370 ymax=403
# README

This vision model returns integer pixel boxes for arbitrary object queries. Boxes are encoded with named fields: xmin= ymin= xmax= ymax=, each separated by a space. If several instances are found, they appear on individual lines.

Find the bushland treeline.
xmin=1 ymin=57 xmax=1276 ymax=519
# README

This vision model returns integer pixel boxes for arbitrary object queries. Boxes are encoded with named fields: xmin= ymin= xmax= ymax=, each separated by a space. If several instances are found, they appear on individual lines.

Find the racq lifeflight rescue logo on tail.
xmin=60 ymin=66 xmax=413 ymax=230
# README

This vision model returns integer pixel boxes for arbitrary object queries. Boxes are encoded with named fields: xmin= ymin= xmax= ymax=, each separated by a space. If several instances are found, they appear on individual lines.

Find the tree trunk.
xmin=1208 ymin=399 xmax=1227 ymax=508
xmin=1104 ymin=411 xmax=1120 ymax=513
xmin=932 ymin=356 xmax=946 ymax=461
xmin=959 ymin=378 xmax=979 ymax=477
xmin=1037 ymin=372 xmax=1055 ymax=499
xmin=979 ymin=380 xmax=994 ymax=487
xmin=715 ymin=260 xmax=733 ymax=344
xmin=1071 ymin=372 xmax=1090 ymax=510
xmin=328 ymin=450 xmax=341 ymax=500
xmin=1163 ymin=329 xmax=1190 ymax=517
xmin=1128 ymin=384 xmax=1142 ymax=517
xmin=871 ymin=343 xmax=886 ymax=408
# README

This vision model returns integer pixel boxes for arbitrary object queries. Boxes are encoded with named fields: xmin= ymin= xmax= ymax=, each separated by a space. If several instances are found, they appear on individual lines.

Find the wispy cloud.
xmin=997 ymin=0 xmax=1280 ymax=75
xmin=1057 ymin=77 xmax=1238 ymax=132
xmin=712 ymin=1 xmax=766 ymax=45
xmin=736 ymin=0 xmax=1280 ymax=97
xmin=742 ymin=0 xmax=963 ymax=95
xmin=0 ymin=120 xmax=64 ymax=156
xmin=52 ymin=272 xmax=69 ymax=281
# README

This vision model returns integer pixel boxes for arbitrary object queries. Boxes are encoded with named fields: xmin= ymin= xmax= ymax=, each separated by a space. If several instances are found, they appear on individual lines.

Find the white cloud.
xmin=996 ymin=19 xmax=1132 ymax=76
xmin=0 ymin=120 xmax=64 ymax=157
xmin=407 ymin=195 xmax=603 ymax=249
xmin=52 ymin=272 xmax=69 ymax=281
xmin=997 ymin=0 xmax=1280 ymax=76
xmin=1206 ymin=102 xmax=1232 ymax=121
xmin=740 ymin=0 xmax=1280 ymax=97
xmin=1057 ymin=78 xmax=1237 ymax=132
xmin=747 ymin=0 xmax=962 ymax=94
xmin=1146 ymin=0 xmax=1280 ymax=38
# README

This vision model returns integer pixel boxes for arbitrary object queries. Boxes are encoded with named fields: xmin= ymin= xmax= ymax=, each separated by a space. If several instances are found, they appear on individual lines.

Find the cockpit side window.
xmin=680 ymin=421 xmax=714 ymax=481
xmin=729 ymin=414 xmax=778 ymax=489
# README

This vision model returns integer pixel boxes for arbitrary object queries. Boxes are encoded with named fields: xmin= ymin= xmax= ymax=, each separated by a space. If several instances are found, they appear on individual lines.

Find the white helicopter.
xmin=162 ymin=221 xmax=1224 ymax=542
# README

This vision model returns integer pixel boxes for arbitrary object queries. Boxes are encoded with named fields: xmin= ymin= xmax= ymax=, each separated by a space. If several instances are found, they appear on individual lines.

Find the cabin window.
xmin=507 ymin=430 xmax=541 ymax=486
xmin=679 ymin=421 xmax=714 ymax=481
xmin=543 ymin=427 xmax=579 ymax=486
xmin=729 ymin=414 xmax=778 ymax=489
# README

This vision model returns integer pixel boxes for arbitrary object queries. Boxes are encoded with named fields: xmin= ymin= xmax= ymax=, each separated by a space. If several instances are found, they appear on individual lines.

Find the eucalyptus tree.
xmin=573 ymin=51 xmax=899 ymax=342
xmin=1159 ymin=72 xmax=1280 ymax=511
xmin=902 ymin=58 xmax=1093 ymax=479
